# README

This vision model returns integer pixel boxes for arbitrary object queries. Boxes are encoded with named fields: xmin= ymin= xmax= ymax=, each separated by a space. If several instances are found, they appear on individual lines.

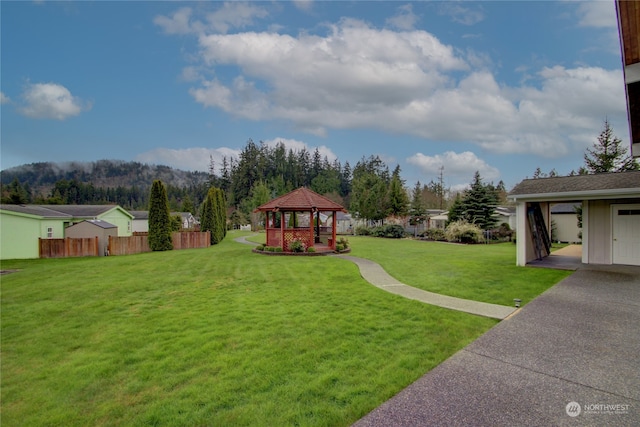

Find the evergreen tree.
xmin=447 ymin=193 xmax=466 ymax=225
xmin=148 ymin=180 xmax=173 ymax=251
xmin=464 ymin=171 xmax=498 ymax=230
xmin=181 ymin=195 xmax=195 ymax=215
xmin=409 ymin=181 xmax=427 ymax=236
xmin=583 ymin=119 xmax=639 ymax=173
xmin=387 ymin=165 xmax=409 ymax=217
xmin=201 ymin=187 xmax=227 ymax=245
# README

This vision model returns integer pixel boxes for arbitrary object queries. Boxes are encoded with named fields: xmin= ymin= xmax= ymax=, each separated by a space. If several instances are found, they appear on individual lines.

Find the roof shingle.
xmin=255 ymin=187 xmax=346 ymax=212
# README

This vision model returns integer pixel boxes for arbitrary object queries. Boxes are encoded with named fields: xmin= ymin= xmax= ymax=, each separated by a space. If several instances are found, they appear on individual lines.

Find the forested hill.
xmin=1 ymin=160 xmax=208 ymax=190
xmin=0 ymin=160 xmax=210 ymax=209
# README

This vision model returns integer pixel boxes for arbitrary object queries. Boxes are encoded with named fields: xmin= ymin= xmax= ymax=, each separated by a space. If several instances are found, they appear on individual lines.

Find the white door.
xmin=613 ymin=204 xmax=640 ymax=266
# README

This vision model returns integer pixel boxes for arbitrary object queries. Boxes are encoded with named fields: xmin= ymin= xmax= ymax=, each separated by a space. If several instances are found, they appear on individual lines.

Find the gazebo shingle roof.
xmin=255 ymin=187 xmax=346 ymax=212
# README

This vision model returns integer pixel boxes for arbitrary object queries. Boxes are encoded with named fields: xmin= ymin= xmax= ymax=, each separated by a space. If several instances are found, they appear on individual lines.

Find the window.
xmin=618 ymin=209 xmax=640 ymax=215
xmin=127 ymin=221 xmax=131 ymax=233
xmin=47 ymin=227 xmax=53 ymax=238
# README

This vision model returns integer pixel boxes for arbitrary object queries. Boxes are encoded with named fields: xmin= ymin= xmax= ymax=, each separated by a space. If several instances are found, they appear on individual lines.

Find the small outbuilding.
xmin=509 ymin=171 xmax=640 ymax=266
xmin=65 ymin=220 xmax=118 ymax=256
xmin=254 ymin=187 xmax=346 ymax=252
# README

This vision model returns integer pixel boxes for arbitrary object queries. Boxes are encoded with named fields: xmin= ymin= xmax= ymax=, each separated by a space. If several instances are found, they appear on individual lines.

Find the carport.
xmin=509 ymin=171 xmax=640 ymax=267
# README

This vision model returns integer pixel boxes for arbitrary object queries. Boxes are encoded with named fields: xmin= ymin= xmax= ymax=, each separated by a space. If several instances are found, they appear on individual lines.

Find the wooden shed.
xmin=65 ymin=220 xmax=118 ymax=256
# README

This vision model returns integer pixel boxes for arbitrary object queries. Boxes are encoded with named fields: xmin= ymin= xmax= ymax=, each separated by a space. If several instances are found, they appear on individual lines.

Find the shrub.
xmin=274 ymin=247 xmax=283 ymax=252
xmin=335 ymin=244 xmax=344 ymax=252
xmin=289 ymin=238 xmax=306 ymax=253
xmin=372 ymin=224 xmax=405 ymax=239
xmin=307 ymin=246 xmax=316 ymax=253
xmin=445 ymin=220 xmax=484 ymax=244
xmin=257 ymin=244 xmax=266 ymax=251
xmin=337 ymin=237 xmax=349 ymax=248
xmin=355 ymin=226 xmax=370 ymax=236
xmin=425 ymin=228 xmax=446 ymax=241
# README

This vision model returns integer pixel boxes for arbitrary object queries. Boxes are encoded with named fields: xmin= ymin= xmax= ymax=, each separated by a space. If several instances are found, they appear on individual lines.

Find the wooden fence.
xmin=108 ymin=231 xmax=210 ymax=256
xmin=39 ymin=237 xmax=99 ymax=258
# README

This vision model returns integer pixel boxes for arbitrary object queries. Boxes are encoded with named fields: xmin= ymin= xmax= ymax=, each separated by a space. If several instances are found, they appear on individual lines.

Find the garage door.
xmin=613 ymin=204 xmax=640 ymax=266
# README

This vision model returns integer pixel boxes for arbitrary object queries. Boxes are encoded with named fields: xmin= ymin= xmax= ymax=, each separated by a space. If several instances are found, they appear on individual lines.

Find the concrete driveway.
xmin=354 ymin=264 xmax=640 ymax=426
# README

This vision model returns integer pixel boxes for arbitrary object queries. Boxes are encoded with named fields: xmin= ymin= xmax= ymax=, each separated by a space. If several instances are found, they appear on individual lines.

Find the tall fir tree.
xmin=409 ymin=181 xmax=427 ymax=236
xmin=463 ymin=171 xmax=499 ymax=230
xmin=387 ymin=165 xmax=409 ymax=217
xmin=148 ymin=180 xmax=173 ymax=251
xmin=583 ymin=119 xmax=639 ymax=173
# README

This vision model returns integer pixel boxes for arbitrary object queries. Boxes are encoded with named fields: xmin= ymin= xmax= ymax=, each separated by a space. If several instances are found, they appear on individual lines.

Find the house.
xmin=65 ymin=220 xmax=118 ymax=256
xmin=336 ymin=211 xmax=353 ymax=235
xmin=494 ymin=206 xmax=517 ymax=230
xmin=617 ymin=0 xmax=639 ymax=158
xmin=427 ymin=210 xmax=448 ymax=229
xmin=129 ymin=211 xmax=199 ymax=232
xmin=550 ymin=203 xmax=581 ymax=244
xmin=509 ymin=171 xmax=640 ymax=266
xmin=0 ymin=204 xmax=133 ymax=260
xmin=129 ymin=210 xmax=149 ymax=233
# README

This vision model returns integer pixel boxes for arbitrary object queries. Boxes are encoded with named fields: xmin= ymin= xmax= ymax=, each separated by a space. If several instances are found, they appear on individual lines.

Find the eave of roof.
xmin=254 ymin=187 xmax=346 ymax=212
xmin=509 ymin=171 xmax=640 ymax=202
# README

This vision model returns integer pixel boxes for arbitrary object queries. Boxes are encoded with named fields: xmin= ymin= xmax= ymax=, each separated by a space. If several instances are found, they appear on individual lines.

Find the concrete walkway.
xmin=336 ymin=255 xmax=516 ymax=320
xmin=354 ymin=264 xmax=640 ymax=426
xmin=236 ymin=235 xmax=515 ymax=320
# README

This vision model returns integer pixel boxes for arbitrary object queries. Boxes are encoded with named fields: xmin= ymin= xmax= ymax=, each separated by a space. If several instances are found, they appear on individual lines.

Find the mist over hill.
xmin=1 ymin=160 xmax=210 ymax=196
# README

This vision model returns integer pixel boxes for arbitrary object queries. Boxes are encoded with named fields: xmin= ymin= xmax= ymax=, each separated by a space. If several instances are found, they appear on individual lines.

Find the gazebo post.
xmin=280 ymin=210 xmax=285 ymax=251
xmin=331 ymin=212 xmax=337 ymax=250
xmin=309 ymin=209 xmax=314 ymax=248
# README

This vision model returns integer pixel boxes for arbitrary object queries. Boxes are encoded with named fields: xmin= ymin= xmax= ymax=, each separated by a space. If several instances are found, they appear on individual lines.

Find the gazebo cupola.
xmin=254 ymin=187 xmax=346 ymax=252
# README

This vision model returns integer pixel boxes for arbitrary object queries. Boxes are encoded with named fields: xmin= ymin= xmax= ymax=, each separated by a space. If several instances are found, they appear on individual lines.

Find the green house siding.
xmin=98 ymin=208 xmax=133 ymax=236
xmin=0 ymin=212 xmax=66 ymax=259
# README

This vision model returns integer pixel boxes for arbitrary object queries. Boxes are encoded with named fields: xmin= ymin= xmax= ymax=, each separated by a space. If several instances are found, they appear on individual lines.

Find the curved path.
xmin=235 ymin=235 xmax=515 ymax=320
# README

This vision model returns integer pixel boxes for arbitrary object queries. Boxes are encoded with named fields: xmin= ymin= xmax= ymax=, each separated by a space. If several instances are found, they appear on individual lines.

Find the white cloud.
xmin=407 ymin=151 xmax=500 ymax=182
xmin=136 ymin=147 xmax=240 ymax=172
xmin=0 ymin=92 xmax=10 ymax=104
xmin=154 ymin=2 xmax=268 ymax=35
xmin=576 ymin=1 xmax=617 ymax=28
xmin=438 ymin=3 xmax=484 ymax=26
xmin=386 ymin=4 xmax=419 ymax=31
xmin=19 ymin=82 xmax=90 ymax=120
xmin=159 ymin=7 xmax=627 ymax=159
xmin=292 ymin=0 xmax=313 ymax=13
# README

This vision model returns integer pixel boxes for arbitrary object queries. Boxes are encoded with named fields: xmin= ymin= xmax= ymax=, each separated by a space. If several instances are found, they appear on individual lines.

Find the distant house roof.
xmin=67 ymin=219 xmax=117 ymax=229
xmin=509 ymin=171 xmax=640 ymax=201
xmin=45 ymin=205 xmax=131 ymax=218
xmin=129 ymin=210 xmax=149 ymax=220
xmin=0 ymin=204 xmax=72 ymax=218
xmin=551 ymin=202 xmax=580 ymax=214
xmin=255 ymin=187 xmax=346 ymax=212
xmin=0 ymin=204 xmax=133 ymax=219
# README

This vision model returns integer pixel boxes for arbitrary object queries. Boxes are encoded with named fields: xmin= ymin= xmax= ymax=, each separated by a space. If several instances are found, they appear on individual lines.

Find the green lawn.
xmin=0 ymin=231 xmax=569 ymax=426
xmin=348 ymin=236 xmax=572 ymax=306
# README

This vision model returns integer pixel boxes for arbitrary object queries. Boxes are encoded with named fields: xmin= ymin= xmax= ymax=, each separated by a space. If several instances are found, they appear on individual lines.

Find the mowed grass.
xmin=348 ymin=236 xmax=572 ymax=306
xmin=1 ymin=231 xmax=498 ymax=427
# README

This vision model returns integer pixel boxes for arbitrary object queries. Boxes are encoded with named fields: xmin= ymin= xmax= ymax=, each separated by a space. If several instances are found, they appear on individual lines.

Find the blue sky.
xmin=1 ymin=0 xmax=629 ymax=190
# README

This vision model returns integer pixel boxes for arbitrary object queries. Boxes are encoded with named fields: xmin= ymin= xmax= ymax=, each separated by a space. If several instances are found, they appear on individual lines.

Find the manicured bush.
xmin=307 ymin=247 xmax=316 ymax=253
xmin=335 ymin=244 xmax=344 ymax=252
xmin=337 ymin=237 xmax=350 ymax=248
xmin=274 ymin=247 xmax=283 ymax=252
xmin=445 ymin=220 xmax=484 ymax=244
xmin=370 ymin=224 xmax=406 ymax=239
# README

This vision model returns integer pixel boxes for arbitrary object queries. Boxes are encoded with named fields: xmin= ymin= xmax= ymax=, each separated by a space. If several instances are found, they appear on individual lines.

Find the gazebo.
xmin=254 ymin=187 xmax=347 ymax=252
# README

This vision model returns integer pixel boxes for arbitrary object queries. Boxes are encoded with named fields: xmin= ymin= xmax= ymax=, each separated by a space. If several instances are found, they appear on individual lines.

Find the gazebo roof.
xmin=255 ymin=187 xmax=346 ymax=212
